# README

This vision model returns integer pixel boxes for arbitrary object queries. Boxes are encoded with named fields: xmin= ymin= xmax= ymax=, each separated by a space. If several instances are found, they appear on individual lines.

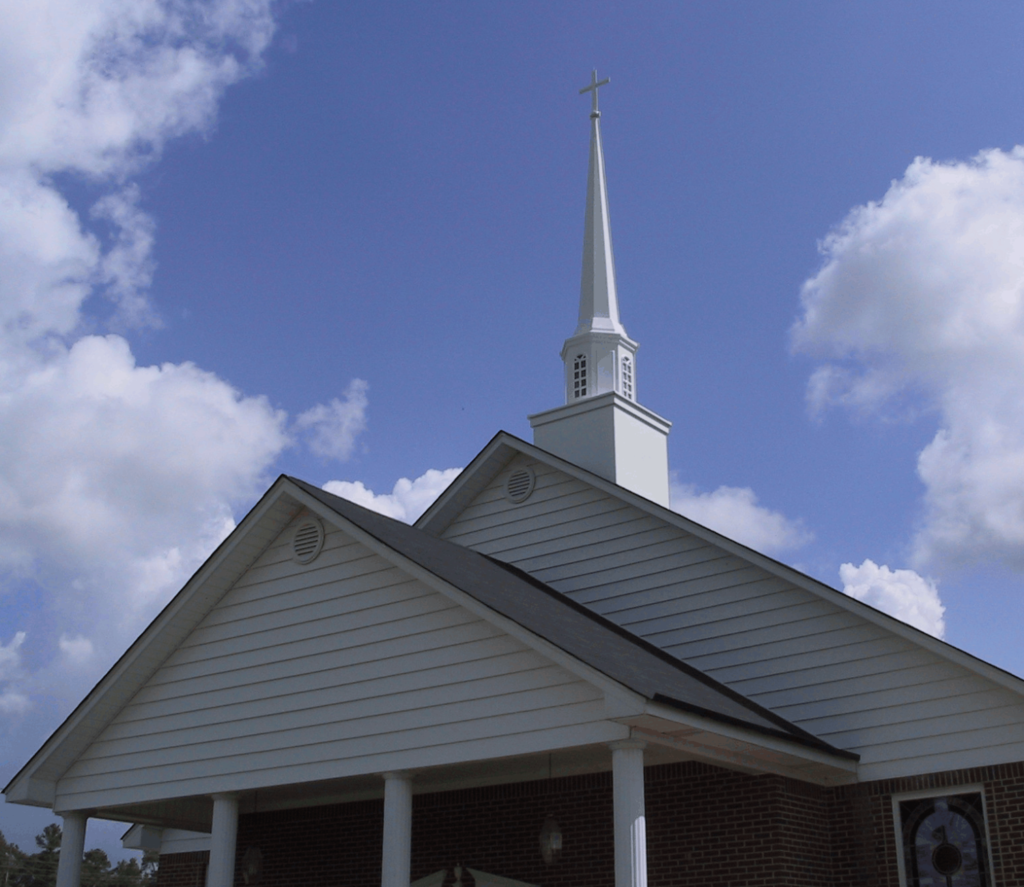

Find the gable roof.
xmin=6 ymin=470 xmax=857 ymax=809
xmin=290 ymin=477 xmax=853 ymax=759
xmin=417 ymin=432 xmax=1024 ymax=701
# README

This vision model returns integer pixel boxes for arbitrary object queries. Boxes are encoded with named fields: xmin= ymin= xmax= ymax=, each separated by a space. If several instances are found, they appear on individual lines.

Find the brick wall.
xmin=410 ymin=771 xmax=613 ymax=887
xmin=155 ymin=849 xmax=208 ymax=887
xmin=988 ymin=761 xmax=1024 ymax=885
xmin=239 ymin=797 xmax=382 ymax=887
xmin=646 ymin=762 xmax=832 ymax=887
xmin=831 ymin=761 xmax=1024 ymax=887
xmin=156 ymin=760 xmax=1024 ymax=887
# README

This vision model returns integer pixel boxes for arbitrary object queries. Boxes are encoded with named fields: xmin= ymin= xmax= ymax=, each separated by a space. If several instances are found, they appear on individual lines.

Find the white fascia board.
xmin=2 ymin=775 xmax=56 ymax=807
xmin=159 ymin=829 xmax=212 ymax=854
xmin=120 ymin=824 xmax=144 ymax=849
xmin=286 ymin=484 xmax=651 ymax=717
xmin=121 ymin=824 xmax=163 ymax=851
xmin=634 ymin=728 xmax=847 ymax=785
xmin=421 ymin=433 xmax=1024 ymax=702
xmin=635 ymin=699 xmax=859 ymax=777
xmin=3 ymin=479 xmax=301 ymax=806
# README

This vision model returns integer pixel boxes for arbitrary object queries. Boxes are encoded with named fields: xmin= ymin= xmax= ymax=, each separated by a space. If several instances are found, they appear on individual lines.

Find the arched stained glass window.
xmin=899 ymin=793 xmax=990 ymax=887
xmin=573 ymin=354 xmax=587 ymax=398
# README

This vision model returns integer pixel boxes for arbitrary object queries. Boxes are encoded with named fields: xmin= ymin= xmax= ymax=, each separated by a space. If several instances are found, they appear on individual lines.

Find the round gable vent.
xmin=291 ymin=518 xmax=324 ymax=564
xmin=504 ymin=466 xmax=536 ymax=504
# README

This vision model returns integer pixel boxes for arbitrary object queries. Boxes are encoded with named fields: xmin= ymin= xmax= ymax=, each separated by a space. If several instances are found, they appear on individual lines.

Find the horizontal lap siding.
xmin=442 ymin=456 xmax=1024 ymax=779
xmin=57 ymin=518 xmax=609 ymax=808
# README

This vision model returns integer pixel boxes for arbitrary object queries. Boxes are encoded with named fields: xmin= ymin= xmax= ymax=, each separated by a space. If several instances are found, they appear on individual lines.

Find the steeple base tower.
xmin=529 ymin=393 xmax=671 ymax=506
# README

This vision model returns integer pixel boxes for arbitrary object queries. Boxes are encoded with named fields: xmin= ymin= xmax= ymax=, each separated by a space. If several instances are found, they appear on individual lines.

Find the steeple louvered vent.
xmin=292 ymin=518 xmax=325 ymax=564
xmin=504 ymin=466 xmax=535 ymax=504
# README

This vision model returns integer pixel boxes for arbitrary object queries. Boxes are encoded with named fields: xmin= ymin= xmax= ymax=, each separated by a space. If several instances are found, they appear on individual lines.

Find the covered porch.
xmin=63 ymin=716 xmax=856 ymax=887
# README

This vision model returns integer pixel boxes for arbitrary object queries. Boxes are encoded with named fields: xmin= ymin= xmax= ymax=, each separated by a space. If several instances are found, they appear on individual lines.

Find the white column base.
xmin=207 ymin=794 xmax=239 ymax=887
xmin=381 ymin=771 xmax=413 ymax=887
xmin=610 ymin=739 xmax=648 ymax=887
xmin=55 ymin=811 xmax=88 ymax=887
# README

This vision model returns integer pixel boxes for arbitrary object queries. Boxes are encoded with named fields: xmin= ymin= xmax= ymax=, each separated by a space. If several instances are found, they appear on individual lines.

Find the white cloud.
xmin=0 ymin=0 xmax=286 ymax=730
xmin=840 ymin=559 xmax=945 ymax=638
xmin=0 ymin=0 xmax=274 ymax=178
xmin=0 ymin=334 xmax=288 ymax=624
xmin=324 ymin=468 xmax=463 ymax=524
xmin=0 ymin=691 xmax=30 ymax=716
xmin=0 ymin=632 xmax=26 ymax=679
xmin=0 ymin=633 xmax=29 ymax=714
xmin=794 ymin=147 xmax=1024 ymax=571
xmin=92 ymin=186 xmax=158 ymax=327
xmin=297 ymin=380 xmax=370 ymax=462
xmin=670 ymin=482 xmax=812 ymax=554
xmin=58 ymin=634 xmax=94 ymax=664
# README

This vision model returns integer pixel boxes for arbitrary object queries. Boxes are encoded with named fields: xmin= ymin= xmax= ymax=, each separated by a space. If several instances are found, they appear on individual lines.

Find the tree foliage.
xmin=0 ymin=826 xmax=157 ymax=887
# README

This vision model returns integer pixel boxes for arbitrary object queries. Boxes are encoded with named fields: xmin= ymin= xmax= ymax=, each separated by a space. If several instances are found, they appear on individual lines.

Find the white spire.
xmin=577 ymin=70 xmax=625 ymax=336
xmin=529 ymin=71 xmax=671 ymax=506
xmin=559 ymin=72 xmax=638 ymax=404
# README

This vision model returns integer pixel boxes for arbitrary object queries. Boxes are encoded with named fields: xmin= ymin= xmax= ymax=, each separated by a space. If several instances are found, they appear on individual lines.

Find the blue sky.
xmin=3 ymin=0 xmax=1024 ymax=858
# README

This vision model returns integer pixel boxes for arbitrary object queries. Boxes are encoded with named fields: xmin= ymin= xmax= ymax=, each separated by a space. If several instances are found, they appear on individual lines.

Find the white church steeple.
xmin=529 ymin=72 xmax=672 ymax=506
xmin=561 ymin=71 xmax=638 ymax=403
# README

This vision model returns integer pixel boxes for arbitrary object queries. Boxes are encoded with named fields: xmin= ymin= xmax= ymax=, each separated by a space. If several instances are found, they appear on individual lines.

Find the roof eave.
xmin=628 ymin=699 xmax=860 ymax=786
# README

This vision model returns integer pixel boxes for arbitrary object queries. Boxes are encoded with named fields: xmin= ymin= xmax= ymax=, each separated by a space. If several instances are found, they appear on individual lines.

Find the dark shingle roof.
xmin=290 ymin=477 xmax=856 ymax=761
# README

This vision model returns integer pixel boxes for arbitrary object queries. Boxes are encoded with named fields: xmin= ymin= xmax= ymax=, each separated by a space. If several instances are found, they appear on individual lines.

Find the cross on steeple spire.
xmin=579 ymin=69 xmax=610 ymax=117
xmin=557 ymin=70 xmax=637 ymax=402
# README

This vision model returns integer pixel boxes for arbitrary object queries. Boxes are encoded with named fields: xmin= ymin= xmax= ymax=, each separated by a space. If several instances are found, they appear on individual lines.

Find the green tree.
xmin=0 ymin=831 xmax=28 ymax=887
xmin=139 ymin=850 xmax=158 ymax=884
xmin=106 ymin=857 xmax=145 ymax=887
xmin=17 ymin=824 xmax=61 ymax=887
xmin=0 ymin=824 xmax=153 ymax=887
xmin=81 ymin=848 xmax=111 ymax=887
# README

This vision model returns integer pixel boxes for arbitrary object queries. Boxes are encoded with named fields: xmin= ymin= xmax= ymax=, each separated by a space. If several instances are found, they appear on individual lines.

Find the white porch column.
xmin=381 ymin=771 xmax=413 ymax=887
xmin=207 ymin=793 xmax=239 ymax=887
xmin=610 ymin=740 xmax=648 ymax=887
xmin=55 ymin=811 xmax=87 ymax=887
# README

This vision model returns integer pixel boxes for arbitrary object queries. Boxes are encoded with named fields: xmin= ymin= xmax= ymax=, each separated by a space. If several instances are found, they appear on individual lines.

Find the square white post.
xmin=207 ymin=793 xmax=239 ymax=887
xmin=381 ymin=772 xmax=413 ymax=887
xmin=610 ymin=740 xmax=648 ymax=887
xmin=55 ymin=811 xmax=87 ymax=887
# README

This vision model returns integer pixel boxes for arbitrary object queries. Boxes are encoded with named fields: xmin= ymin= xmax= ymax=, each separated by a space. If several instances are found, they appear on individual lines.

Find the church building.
xmin=6 ymin=73 xmax=1024 ymax=887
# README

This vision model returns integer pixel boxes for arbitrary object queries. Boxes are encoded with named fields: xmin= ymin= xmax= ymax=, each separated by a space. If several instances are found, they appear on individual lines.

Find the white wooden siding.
xmin=441 ymin=454 xmax=1024 ymax=780
xmin=55 ymin=516 xmax=621 ymax=810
